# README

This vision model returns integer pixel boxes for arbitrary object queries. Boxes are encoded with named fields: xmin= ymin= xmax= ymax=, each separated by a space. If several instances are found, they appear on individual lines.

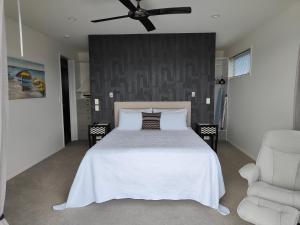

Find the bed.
xmin=54 ymin=101 xmax=229 ymax=215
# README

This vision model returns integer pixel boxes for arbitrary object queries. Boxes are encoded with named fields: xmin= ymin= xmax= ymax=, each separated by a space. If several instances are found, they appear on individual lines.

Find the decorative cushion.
xmin=142 ymin=112 xmax=161 ymax=130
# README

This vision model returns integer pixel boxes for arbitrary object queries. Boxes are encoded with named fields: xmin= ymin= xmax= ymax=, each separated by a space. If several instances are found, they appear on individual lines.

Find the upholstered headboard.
xmin=114 ymin=101 xmax=191 ymax=127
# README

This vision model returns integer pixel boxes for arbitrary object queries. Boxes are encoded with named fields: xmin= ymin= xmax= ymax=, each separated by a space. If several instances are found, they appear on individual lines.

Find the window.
xmin=229 ymin=49 xmax=252 ymax=77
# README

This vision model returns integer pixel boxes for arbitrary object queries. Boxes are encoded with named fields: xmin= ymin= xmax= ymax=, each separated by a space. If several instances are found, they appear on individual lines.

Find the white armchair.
xmin=237 ymin=130 xmax=300 ymax=225
xmin=239 ymin=163 xmax=260 ymax=186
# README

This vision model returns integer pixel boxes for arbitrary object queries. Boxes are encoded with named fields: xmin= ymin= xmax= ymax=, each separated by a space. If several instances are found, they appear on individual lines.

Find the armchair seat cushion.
xmin=238 ymin=196 xmax=299 ymax=225
xmin=248 ymin=181 xmax=300 ymax=210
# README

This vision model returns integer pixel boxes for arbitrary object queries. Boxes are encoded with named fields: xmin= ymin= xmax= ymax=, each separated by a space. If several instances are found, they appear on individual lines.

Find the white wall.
xmin=225 ymin=1 xmax=300 ymax=160
xmin=295 ymin=53 xmax=300 ymax=130
xmin=6 ymin=18 xmax=79 ymax=179
xmin=67 ymin=59 xmax=78 ymax=141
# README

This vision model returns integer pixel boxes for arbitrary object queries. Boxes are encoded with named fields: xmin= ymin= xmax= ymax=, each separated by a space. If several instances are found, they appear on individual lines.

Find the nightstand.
xmin=88 ymin=123 xmax=110 ymax=147
xmin=196 ymin=124 xmax=218 ymax=152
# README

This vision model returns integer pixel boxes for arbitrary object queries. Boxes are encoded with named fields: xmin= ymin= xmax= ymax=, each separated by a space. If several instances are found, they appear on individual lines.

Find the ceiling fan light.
xmin=67 ymin=17 xmax=77 ymax=22
xmin=211 ymin=14 xmax=221 ymax=19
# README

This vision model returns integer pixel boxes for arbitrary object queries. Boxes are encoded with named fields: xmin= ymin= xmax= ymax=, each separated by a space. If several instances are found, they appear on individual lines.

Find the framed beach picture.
xmin=8 ymin=57 xmax=46 ymax=100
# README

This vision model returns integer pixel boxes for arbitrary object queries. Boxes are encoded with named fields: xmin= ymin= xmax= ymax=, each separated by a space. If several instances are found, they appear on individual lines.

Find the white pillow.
xmin=118 ymin=111 xmax=143 ymax=130
xmin=160 ymin=111 xmax=188 ymax=130
xmin=153 ymin=108 xmax=187 ymax=113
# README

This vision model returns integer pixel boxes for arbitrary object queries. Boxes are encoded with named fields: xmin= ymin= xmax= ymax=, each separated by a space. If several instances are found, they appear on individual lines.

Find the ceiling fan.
xmin=91 ymin=0 xmax=192 ymax=32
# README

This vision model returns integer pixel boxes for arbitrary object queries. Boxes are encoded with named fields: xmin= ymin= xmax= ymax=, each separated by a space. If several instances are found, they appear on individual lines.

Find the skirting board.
xmin=6 ymin=143 xmax=65 ymax=180
xmin=227 ymin=138 xmax=256 ymax=161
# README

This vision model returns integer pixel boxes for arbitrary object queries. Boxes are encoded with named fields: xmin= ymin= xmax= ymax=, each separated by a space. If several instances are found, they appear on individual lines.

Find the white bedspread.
xmin=54 ymin=128 xmax=229 ymax=215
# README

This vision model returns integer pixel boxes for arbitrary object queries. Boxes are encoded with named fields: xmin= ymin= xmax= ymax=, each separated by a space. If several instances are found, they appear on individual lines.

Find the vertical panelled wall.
xmin=89 ymin=33 xmax=216 ymax=128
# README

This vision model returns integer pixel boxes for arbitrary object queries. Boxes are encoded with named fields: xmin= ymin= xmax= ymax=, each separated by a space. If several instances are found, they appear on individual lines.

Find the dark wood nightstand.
xmin=88 ymin=123 xmax=110 ymax=147
xmin=196 ymin=124 xmax=219 ymax=152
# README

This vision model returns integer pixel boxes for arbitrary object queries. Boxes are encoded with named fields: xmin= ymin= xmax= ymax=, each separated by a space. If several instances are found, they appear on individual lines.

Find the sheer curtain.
xmin=0 ymin=0 xmax=9 ymax=224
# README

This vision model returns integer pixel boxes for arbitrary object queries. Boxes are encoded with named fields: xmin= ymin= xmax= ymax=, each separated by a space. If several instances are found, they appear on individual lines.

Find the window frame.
xmin=229 ymin=48 xmax=252 ymax=78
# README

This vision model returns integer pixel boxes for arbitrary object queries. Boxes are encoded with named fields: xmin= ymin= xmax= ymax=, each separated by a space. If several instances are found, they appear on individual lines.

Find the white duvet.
xmin=54 ymin=128 xmax=229 ymax=215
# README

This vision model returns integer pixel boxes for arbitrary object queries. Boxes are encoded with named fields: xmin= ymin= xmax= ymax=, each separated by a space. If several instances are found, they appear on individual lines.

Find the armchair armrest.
xmin=239 ymin=163 xmax=260 ymax=186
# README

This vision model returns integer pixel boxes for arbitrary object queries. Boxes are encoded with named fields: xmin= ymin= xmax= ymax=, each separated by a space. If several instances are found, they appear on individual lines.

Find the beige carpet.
xmin=5 ymin=141 xmax=252 ymax=225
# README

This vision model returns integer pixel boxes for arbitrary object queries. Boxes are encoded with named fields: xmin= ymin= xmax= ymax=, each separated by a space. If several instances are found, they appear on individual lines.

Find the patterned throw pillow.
xmin=142 ymin=112 xmax=161 ymax=130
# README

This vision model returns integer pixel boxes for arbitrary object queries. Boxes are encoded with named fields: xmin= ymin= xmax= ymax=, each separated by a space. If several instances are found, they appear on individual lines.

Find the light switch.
xmin=109 ymin=92 xmax=114 ymax=98
xmin=206 ymin=98 xmax=211 ymax=105
xmin=94 ymin=99 xmax=99 ymax=105
xmin=192 ymin=92 xmax=196 ymax=98
xmin=95 ymin=105 xmax=100 ymax=111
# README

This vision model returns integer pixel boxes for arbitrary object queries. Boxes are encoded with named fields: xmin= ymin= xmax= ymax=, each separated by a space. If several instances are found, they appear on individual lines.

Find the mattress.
xmin=54 ymin=128 xmax=229 ymax=215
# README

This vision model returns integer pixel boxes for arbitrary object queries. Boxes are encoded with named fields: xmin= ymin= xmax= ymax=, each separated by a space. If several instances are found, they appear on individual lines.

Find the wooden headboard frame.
xmin=114 ymin=101 xmax=192 ymax=127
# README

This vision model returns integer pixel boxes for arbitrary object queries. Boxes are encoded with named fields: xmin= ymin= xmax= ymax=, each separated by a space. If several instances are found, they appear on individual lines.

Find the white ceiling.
xmin=4 ymin=0 xmax=296 ymax=51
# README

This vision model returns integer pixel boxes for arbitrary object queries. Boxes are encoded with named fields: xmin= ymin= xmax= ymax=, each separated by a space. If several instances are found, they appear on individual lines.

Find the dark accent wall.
xmin=89 ymin=33 xmax=216 ymax=128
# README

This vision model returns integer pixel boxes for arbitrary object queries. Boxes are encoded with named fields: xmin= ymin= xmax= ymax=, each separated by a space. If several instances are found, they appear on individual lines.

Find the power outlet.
xmin=191 ymin=92 xmax=196 ymax=98
xmin=206 ymin=98 xmax=211 ymax=105
xmin=109 ymin=92 xmax=114 ymax=98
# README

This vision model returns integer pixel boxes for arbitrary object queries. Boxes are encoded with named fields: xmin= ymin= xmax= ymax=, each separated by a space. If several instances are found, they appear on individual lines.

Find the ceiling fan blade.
xmin=118 ymin=0 xmax=137 ymax=12
xmin=147 ymin=7 xmax=192 ymax=16
xmin=91 ymin=15 xmax=129 ymax=23
xmin=139 ymin=18 xmax=156 ymax=31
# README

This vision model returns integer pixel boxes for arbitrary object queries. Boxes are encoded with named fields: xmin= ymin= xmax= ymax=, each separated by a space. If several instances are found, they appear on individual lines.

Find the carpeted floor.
xmin=5 ymin=141 xmax=253 ymax=225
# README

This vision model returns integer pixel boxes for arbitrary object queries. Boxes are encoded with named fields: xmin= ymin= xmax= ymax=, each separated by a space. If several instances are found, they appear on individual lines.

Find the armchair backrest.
xmin=257 ymin=130 xmax=300 ymax=191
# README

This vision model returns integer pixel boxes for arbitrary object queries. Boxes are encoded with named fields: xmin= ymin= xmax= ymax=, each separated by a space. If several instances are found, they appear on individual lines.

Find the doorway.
xmin=60 ymin=56 xmax=71 ymax=145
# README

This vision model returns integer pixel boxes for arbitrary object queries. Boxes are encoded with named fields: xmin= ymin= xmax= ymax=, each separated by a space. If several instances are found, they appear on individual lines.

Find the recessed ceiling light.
xmin=211 ymin=14 xmax=221 ymax=19
xmin=67 ymin=17 xmax=77 ymax=22
xmin=64 ymin=34 xmax=71 ymax=39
